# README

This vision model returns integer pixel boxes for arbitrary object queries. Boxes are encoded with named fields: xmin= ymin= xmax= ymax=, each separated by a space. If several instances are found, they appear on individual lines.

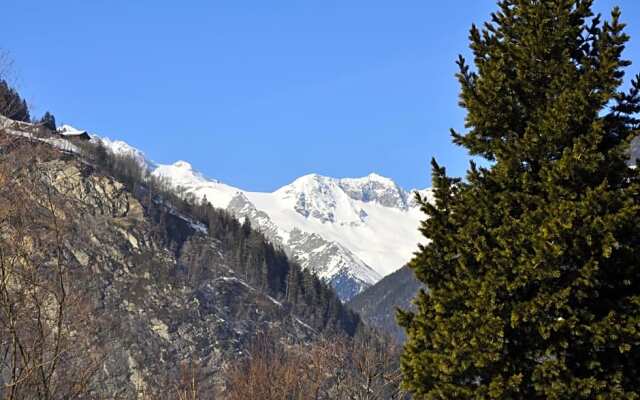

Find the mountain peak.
xmin=172 ymin=160 xmax=193 ymax=170
xmin=292 ymin=173 xmax=332 ymax=184
xmin=154 ymin=160 xmax=223 ymax=186
xmin=338 ymin=174 xmax=408 ymax=209
xmin=365 ymin=172 xmax=393 ymax=182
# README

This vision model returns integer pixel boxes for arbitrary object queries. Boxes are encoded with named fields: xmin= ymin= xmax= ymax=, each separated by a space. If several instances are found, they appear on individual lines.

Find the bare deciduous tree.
xmin=0 ymin=52 xmax=30 ymax=123
xmin=0 ymin=50 xmax=13 ymax=82
xmin=224 ymin=331 xmax=406 ymax=400
xmin=0 ymin=134 xmax=99 ymax=399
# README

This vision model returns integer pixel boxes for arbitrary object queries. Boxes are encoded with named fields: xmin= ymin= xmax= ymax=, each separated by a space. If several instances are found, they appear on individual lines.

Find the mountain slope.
xmin=1 ymin=120 xmax=360 ymax=398
xmin=75 ymin=126 xmax=430 ymax=301
xmin=348 ymin=265 xmax=423 ymax=342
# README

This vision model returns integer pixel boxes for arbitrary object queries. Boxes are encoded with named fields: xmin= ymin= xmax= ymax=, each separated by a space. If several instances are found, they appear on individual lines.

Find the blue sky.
xmin=2 ymin=1 xmax=639 ymax=191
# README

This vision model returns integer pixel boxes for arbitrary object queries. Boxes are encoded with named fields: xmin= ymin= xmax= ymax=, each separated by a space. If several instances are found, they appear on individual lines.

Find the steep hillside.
xmin=348 ymin=266 xmax=423 ymax=342
xmin=0 ymin=119 xmax=360 ymax=398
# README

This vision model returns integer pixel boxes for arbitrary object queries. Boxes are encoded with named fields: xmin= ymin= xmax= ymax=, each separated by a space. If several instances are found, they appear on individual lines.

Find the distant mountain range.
xmin=58 ymin=125 xmax=431 ymax=301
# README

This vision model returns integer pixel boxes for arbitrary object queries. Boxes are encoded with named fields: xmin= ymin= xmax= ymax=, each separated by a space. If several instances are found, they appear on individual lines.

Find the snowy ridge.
xmin=61 ymin=124 xmax=428 ymax=301
xmin=95 ymin=135 xmax=151 ymax=169
xmin=153 ymin=161 xmax=241 ymax=208
xmin=151 ymin=161 xmax=428 ymax=300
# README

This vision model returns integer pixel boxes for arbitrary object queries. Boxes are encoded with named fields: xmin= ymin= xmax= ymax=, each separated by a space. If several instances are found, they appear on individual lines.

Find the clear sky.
xmin=2 ymin=1 xmax=639 ymax=191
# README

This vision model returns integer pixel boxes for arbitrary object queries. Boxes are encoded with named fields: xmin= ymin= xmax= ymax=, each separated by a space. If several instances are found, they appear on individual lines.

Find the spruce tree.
xmin=39 ymin=111 xmax=56 ymax=130
xmin=0 ymin=80 xmax=30 ymax=122
xmin=399 ymin=1 xmax=640 ymax=398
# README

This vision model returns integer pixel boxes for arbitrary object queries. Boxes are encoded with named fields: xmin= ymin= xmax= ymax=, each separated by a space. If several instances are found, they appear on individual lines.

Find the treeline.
xmin=80 ymin=140 xmax=361 ymax=336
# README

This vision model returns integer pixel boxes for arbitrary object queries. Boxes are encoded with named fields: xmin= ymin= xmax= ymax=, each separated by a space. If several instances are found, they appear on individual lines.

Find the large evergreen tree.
xmin=399 ymin=1 xmax=640 ymax=398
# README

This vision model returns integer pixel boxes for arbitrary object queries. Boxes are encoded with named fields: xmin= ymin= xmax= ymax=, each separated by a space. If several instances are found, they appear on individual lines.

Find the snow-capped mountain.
xmin=152 ymin=162 xmax=430 ymax=300
xmin=65 ymin=125 xmax=429 ymax=300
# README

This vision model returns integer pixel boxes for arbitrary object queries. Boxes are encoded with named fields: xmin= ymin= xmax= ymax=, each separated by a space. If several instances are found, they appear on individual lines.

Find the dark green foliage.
xmin=39 ymin=111 xmax=56 ymax=130
xmin=82 ymin=141 xmax=361 ymax=336
xmin=0 ymin=80 xmax=30 ymax=122
xmin=399 ymin=1 xmax=640 ymax=398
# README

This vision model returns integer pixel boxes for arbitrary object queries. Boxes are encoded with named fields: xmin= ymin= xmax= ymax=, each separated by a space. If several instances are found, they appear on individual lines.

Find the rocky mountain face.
xmin=0 ymin=122 xmax=360 ymax=398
